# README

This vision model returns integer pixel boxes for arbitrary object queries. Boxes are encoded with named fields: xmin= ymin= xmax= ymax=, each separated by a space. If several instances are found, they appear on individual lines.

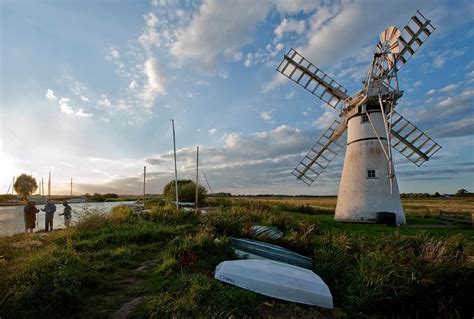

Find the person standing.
xmin=60 ymin=201 xmax=72 ymax=227
xmin=42 ymin=199 xmax=56 ymax=232
xmin=23 ymin=201 xmax=39 ymax=233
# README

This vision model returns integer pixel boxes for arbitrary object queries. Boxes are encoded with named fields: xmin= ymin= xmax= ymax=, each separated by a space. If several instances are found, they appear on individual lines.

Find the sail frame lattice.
xmin=277 ymin=49 xmax=349 ymax=109
xmin=389 ymin=111 xmax=441 ymax=166
xmin=293 ymin=120 xmax=347 ymax=185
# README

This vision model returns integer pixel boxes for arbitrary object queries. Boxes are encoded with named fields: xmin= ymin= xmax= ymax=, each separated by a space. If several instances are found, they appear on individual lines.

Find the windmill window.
xmin=361 ymin=115 xmax=369 ymax=123
xmin=367 ymin=169 xmax=376 ymax=179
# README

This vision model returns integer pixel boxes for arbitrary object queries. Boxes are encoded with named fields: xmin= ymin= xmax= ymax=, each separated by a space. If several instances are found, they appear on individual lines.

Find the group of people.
xmin=23 ymin=199 xmax=73 ymax=233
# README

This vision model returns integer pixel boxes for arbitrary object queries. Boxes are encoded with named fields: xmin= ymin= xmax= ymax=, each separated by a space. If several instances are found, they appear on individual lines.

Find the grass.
xmin=0 ymin=198 xmax=473 ymax=318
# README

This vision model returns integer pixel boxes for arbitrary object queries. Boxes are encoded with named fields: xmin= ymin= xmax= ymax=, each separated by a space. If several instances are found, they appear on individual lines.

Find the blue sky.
xmin=1 ymin=0 xmax=473 ymax=195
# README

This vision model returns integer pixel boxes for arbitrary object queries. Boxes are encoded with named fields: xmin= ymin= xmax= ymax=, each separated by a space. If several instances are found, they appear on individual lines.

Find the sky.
xmin=1 ymin=0 xmax=473 ymax=196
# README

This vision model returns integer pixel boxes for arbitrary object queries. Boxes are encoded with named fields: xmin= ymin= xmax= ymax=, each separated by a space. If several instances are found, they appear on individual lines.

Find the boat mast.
xmin=195 ymin=146 xmax=199 ymax=211
xmin=143 ymin=166 xmax=146 ymax=204
xmin=171 ymin=120 xmax=179 ymax=210
xmin=48 ymin=171 xmax=51 ymax=199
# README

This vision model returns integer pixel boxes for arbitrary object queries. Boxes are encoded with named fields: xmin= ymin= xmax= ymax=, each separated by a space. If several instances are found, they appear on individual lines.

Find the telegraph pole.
xmin=70 ymin=178 xmax=73 ymax=196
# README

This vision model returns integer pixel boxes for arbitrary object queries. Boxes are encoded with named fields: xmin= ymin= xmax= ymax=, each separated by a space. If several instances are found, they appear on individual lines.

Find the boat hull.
xmin=229 ymin=237 xmax=313 ymax=269
xmin=215 ymin=259 xmax=333 ymax=308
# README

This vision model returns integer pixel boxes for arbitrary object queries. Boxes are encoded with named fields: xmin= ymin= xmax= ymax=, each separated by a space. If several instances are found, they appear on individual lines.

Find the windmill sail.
xmin=293 ymin=120 xmax=347 ymax=185
xmin=392 ymin=10 xmax=435 ymax=72
xmin=277 ymin=49 xmax=349 ymax=108
xmin=389 ymin=111 xmax=441 ymax=166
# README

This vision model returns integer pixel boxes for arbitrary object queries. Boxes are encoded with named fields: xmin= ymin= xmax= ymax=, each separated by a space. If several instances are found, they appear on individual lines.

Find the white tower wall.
xmin=335 ymin=111 xmax=406 ymax=224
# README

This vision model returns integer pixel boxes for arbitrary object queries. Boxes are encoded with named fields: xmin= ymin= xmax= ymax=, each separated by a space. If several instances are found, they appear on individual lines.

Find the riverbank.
xmin=1 ymin=200 xmax=473 ymax=318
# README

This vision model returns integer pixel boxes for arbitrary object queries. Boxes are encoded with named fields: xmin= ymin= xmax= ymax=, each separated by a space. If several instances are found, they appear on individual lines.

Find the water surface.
xmin=0 ymin=201 xmax=135 ymax=237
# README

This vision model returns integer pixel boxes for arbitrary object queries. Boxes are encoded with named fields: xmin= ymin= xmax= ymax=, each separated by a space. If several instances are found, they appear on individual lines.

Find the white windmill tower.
xmin=277 ymin=11 xmax=441 ymax=224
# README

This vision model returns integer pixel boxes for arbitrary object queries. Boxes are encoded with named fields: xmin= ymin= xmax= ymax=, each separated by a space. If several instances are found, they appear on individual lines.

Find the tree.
xmin=104 ymin=193 xmax=119 ymax=199
xmin=14 ymin=174 xmax=38 ymax=199
xmin=455 ymin=188 xmax=469 ymax=197
xmin=91 ymin=193 xmax=106 ymax=202
xmin=163 ymin=179 xmax=207 ymax=204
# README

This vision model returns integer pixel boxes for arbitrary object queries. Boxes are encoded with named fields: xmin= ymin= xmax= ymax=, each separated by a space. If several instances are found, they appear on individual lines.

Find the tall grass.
xmin=1 ymin=202 xmax=472 ymax=318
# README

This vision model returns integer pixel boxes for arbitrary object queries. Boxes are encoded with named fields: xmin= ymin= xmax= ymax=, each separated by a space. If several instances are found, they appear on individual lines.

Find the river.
xmin=0 ymin=201 xmax=135 ymax=237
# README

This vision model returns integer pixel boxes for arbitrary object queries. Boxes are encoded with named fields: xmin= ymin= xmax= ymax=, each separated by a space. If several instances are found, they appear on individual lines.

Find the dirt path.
xmin=113 ymin=297 xmax=144 ymax=319
xmin=109 ymin=258 xmax=160 ymax=318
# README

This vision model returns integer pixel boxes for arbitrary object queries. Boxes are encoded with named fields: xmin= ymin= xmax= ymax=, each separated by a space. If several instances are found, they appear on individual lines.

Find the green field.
xmin=0 ymin=197 xmax=472 ymax=318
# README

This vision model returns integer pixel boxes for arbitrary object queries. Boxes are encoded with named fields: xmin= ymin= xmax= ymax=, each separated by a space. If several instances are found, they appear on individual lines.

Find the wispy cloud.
xmin=45 ymin=89 xmax=57 ymax=101
xmin=140 ymin=58 xmax=167 ymax=106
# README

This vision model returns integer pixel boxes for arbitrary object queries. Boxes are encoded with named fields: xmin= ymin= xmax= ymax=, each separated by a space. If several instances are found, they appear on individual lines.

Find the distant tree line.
xmin=84 ymin=193 xmax=119 ymax=202
xmin=400 ymin=189 xmax=471 ymax=198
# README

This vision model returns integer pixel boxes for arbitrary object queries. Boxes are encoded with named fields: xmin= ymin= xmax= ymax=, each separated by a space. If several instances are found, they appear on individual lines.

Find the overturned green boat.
xmin=229 ymin=237 xmax=313 ymax=269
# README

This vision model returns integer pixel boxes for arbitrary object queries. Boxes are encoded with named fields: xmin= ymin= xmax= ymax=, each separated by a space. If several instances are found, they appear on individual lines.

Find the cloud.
xmin=98 ymin=94 xmax=112 ymax=107
xmin=196 ymin=80 xmax=210 ymax=86
xmin=105 ymin=47 xmax=120 ymax=61
xmin=263 ymin=73 xmax=286 ymax=93
xmin=260 ymin=111 xmax=272 ymax=122
xmin=128 ymin=80 xmax=137 ymax=90
xmin=274 ymin=18 xmax=306 ymax=41
xmin=75 ymin=109 xmax=92 ymax=118
xmin=312 ymin=109 xmax=337 ymax=129
xmin=273 ymin=0 xmax=319 ymax=14
xmin=140 ymin=58 xmax=167 ymax=106
xmin=218 ymin=70 xmax=229 ymax=79
xmin=80 ymin=95 xmax=90 ymax=102
xmin=170 ymin=0 xmax=271 ymax=69
xmin=139 ymin=124 xmax=327 ymax=193
xmin=433 ymin=55 xmax=447 ymax=69
xmin=433 ymin=118 xmax=474 ymax=138
xmin=58 ymin=98 xmax=74 ymax=114
xmin=138 ymin=12 xmax=161 ymax=49
xmin=398 ymin=84 xmax=474 ymax=139
xmin=208 ymin=128 xmax=217 ymax=134
xmin=439 ymin=82 xmax=461 ymax=93
xmin=45 ymin=89 xmax=57 ymax=101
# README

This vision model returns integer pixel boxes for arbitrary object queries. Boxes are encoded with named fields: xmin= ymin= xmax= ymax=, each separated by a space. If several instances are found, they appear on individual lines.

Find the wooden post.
xmin=195 ymin=146 xmax=199 ymax=211
xmin=171 ymin=120 xmax=179 ymax=210
xmin=70 ymin=178 xmax=73 ymax=196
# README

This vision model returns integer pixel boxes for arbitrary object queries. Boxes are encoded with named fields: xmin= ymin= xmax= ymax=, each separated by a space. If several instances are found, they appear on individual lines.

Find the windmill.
xmin=277 ymin=10 xmax=441 ymax=224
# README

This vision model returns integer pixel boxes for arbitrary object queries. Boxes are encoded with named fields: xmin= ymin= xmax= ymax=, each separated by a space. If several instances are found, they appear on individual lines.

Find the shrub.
xmin=163 ymin=179 xmax=207 ymax=204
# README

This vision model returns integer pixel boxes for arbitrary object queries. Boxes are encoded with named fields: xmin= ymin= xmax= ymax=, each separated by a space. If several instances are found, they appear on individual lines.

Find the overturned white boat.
xmin=230 ymin=237 xmax=313 ymax=269
xmin=215 ymin=259 xmax=333 ymax=308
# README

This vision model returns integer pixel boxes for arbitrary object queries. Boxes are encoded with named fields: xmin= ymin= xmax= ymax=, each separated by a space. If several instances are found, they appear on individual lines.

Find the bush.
xmin=163 ymin=179 xmax=207 ymax=204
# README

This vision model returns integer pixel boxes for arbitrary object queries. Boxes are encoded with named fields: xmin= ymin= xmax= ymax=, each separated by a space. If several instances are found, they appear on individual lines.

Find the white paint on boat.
xmin=215 ymin=259 xmax=333 ymax=308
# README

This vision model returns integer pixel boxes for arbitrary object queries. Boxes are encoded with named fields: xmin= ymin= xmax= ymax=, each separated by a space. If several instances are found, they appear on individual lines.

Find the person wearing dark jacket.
xmin=60 ymin=201 xmax=72 ymax=227
xmin=41 ymin=199 xmax=56 ymax=232
xmin=24 ymin=201 xmax=39 ymax=233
